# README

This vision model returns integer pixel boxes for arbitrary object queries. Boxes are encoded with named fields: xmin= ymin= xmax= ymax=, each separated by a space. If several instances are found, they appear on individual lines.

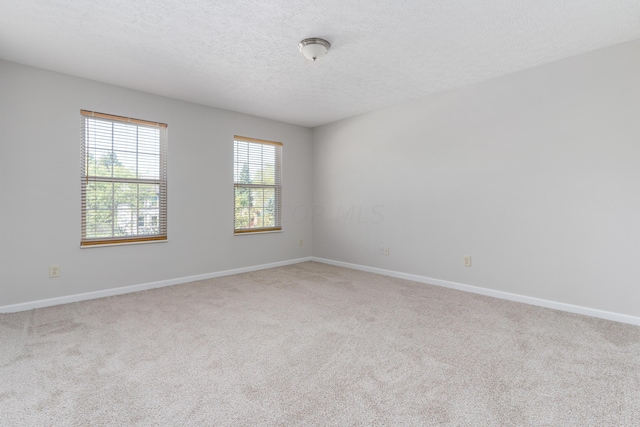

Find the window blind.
xmin=80 ymin=110 xmax=168 ymax=246
xmin=233 ymin=135 xmax=282 ymax=233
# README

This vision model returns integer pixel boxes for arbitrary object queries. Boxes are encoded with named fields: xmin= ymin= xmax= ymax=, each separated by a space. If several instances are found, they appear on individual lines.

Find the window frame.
xmin=80 ymin=110 xmax=168 ymax=247
xmin=233 ymin=135 xmax=282 ymax=235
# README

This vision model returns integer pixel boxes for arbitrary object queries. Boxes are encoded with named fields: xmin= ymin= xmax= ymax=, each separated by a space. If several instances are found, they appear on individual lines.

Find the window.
xmin=81 ymin=110 xmax=167 ymax=246
xmin=234 ymin=136 xmax=282 ymax=234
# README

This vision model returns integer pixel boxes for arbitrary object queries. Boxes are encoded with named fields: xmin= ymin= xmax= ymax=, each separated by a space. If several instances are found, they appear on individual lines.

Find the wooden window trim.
xmin=234 ymin=135 xmax=283 ymax=146
xmin=81 ymin=110 xmax=167 ymax=128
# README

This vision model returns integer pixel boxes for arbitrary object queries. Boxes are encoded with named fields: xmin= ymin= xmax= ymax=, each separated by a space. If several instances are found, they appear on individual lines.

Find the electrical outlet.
xmin=299 ymin=239 xmax=304 ymax=247
xmin=384 ymin=247 xmax=390 ymax=256
xmin=463 ymin=256 xmax=472 ymax=267
xmin=49 ymin=265 xmax=60 ymax=278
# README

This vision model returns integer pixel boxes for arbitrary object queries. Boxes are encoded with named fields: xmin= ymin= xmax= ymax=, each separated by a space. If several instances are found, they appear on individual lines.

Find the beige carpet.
xmin=1 ymin=261 xmax=639 ymax=426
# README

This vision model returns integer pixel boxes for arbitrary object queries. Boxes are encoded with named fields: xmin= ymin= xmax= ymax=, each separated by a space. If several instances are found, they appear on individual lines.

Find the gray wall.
xmin=0 ymin=60 xmax=313 ymax=306
xmin=312 ymin=39 xmax=640 ymax=317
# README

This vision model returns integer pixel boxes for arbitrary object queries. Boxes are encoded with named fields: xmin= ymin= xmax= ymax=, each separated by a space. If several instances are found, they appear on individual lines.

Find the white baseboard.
xmin=0 ymin=257 xmax=313 ymax=313
xmin=4 ymin=256 xmax=639 ymax=327
xmin=311 ymin=257 xmax=640 ymax=327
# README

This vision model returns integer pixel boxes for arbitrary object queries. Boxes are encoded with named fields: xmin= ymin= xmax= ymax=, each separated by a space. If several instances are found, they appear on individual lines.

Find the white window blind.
xmin=234 ymin=136 xmax=282 ymax=234
xmin=80 ymin=110 xmax=167 ymax=246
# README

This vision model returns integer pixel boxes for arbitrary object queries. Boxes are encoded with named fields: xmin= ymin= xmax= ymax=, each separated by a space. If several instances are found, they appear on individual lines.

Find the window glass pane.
xmin=138 ymin=127 xmax=160 ymax=154
xmin=85 ymin=181 xmax=113 ymax=211
xmin=86 ymin=209 xmax=114 ymax=238
xmin=249 ymin=188 xmax=276 ymax=228
xmin=138 ymin=183 xmax=160 ymax=234
xmin=234 ymin=141 xmax=277 ymax=185
xmin=89 ymin=149 xmax=117 ymax=177
xmin=85 ymin=181 xmax=115 ymax=239
xmin=138 ymin=154 xmax=160 ymax=179
xmin=112 ymin=150 xmax=137 ymax=179
xmin=112 ymin=122 xmax=137 ymax=152
xmin=113 ymin=182 xmax=136 ymax=236
xmin=85 ymin=154 xmax=98 ymax=180
xmin=235 ymin=207 xmax=250 ymax=230
xmin=234 ymin=187 xmax=251 ymax=229
xmin=86 ymin=120 xmax=113 ymax=151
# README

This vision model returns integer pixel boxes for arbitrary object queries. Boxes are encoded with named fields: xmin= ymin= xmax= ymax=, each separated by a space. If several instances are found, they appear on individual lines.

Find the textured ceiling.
xmin=1 ymin=1 xmax=639 ymax=127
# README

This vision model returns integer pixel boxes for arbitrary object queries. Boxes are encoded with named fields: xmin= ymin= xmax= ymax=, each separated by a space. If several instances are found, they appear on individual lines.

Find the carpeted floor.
xmin=1 ymin=261 xmax=639 ymax=426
